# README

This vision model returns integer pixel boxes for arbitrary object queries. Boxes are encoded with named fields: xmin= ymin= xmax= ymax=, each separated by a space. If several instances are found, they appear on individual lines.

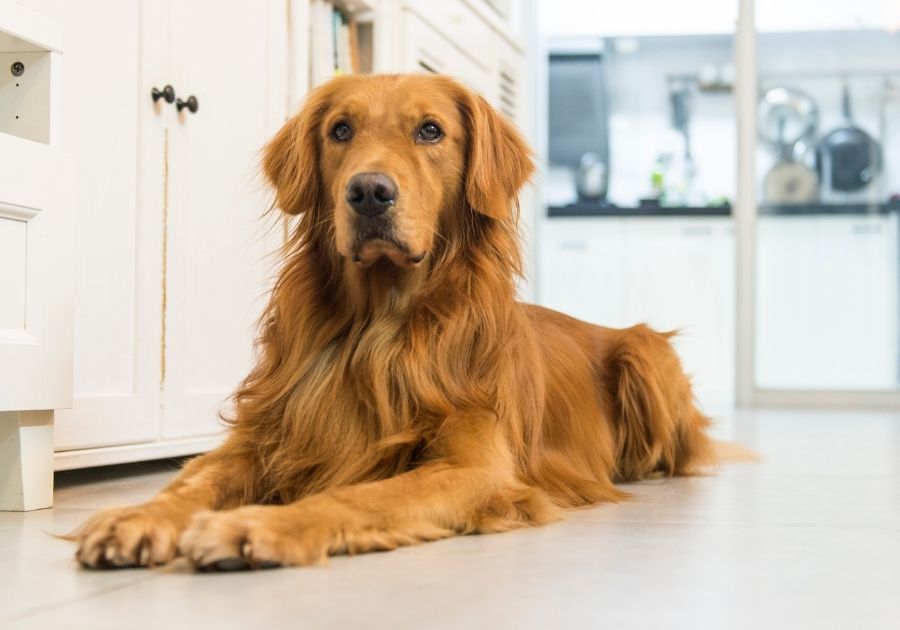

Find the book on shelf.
xmin=310 ymin=0 xmax=362 ymax=86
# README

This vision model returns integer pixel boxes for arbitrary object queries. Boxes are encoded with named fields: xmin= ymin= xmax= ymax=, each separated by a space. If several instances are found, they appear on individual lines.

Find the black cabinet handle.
xmin=151 ymin=85 xmax=176 ymax=104
xmin=176 ymin=95 xmax=199 ymax=114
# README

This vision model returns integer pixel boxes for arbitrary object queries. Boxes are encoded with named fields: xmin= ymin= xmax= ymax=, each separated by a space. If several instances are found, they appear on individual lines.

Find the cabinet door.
xmin=162 ymin=0 xmax=286 ymax=439
xmin=0 ymin=132 xmax=70 ymax=413
xmin=756 ymin=215 xmax=898 ymax=389
xmin=539 ymin=218 xmax=631 ymax=324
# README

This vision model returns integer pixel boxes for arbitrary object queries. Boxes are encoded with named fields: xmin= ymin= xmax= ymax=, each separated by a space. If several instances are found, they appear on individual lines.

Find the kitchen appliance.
xmin=817 ymin=84 xmax=882 ymax=192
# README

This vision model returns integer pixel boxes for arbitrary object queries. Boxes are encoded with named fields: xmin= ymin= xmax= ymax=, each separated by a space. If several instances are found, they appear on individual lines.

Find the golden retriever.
xmin=71 ymin=74 xmax=714 ymax=570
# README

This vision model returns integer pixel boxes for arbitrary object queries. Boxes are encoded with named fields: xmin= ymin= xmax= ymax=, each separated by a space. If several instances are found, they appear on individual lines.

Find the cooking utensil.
xmin=763 ymin=115 xmax=818 ymax=204
xmin=758 ymin=87 xmax=818 ymax=149
xmin=575 ymin=152 xmax=608 ymax=200
xmin=764 ymin=161 xmax=819 ymax=204
xmin=817 ymin=84 xmax=882 ymax=192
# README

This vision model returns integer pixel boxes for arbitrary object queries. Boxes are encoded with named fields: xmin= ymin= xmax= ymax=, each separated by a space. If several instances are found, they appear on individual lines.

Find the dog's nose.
xmin=346 ymin=173 xmax=398 ymax=217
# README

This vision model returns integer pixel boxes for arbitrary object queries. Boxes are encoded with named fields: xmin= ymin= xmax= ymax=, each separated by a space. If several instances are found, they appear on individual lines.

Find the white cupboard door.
xmin=0 ymin=137 xmax=70 ymax=412
xmin=49 ymin=0 xmax=163 ymax=450
xmin=756 ymin=214 xmax=898 ymax=390
xmin=0 ymin=4 xmax=71 ymax=413
xmin=162 ymin=0 xmax=286 ymax=439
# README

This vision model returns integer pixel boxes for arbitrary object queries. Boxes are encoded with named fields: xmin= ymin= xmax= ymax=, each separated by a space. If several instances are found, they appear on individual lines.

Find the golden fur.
xmin=71 ymin=74 xmax=714 ymax=570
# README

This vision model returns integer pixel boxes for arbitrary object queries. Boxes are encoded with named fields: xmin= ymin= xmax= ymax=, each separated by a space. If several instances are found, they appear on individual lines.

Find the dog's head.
xmin=263 ymin=74 xmax=532 ymax=270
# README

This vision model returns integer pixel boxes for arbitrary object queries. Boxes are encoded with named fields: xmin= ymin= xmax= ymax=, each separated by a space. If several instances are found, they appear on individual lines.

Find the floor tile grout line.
xmin=1 ymin=571 xmax=164 ymax=626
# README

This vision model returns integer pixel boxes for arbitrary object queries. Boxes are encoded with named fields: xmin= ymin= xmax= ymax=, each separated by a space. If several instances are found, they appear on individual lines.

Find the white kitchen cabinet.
xmin=538 ymin=217 xmax=736 ymax=409
xmin=756 ymin=214 xmax=899 ymax=390
xmin=21 ymin=0 xmax=288 ymax=470
xmin=161 ymin=0 xmax=285 ymax=440
xmin=0 ymin=0 xmax=71 ymax=510
xmin=29 ymin=0 xmax=161 ymax=455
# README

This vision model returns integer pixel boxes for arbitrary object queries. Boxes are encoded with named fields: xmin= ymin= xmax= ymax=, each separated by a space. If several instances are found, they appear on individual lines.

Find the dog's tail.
xmin=607 ymin=325 xmax=718 ymax=480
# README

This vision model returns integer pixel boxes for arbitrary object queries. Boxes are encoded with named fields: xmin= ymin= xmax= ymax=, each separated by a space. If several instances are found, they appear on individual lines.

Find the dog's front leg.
xmin=179 ymin=419 xmax=560 ymax=570
xmin=71 ymin=439 xmax=257 ymax=568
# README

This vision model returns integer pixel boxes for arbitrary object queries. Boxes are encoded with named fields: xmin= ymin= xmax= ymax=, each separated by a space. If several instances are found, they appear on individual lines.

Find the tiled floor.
xmin=2 ymin=408 xmax=899 ymax=630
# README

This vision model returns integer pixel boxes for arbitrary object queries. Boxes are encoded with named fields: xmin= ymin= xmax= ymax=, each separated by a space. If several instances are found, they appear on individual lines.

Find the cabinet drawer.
xmin=404 ymin=0 xmax=495 ymax=71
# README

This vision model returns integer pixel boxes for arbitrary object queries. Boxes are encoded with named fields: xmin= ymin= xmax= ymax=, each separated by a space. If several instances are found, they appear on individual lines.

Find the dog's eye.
xmin=416 ymin=122 xmax=444 ymax=143
xmin=331 ymin=122 xmax=352 ymax=142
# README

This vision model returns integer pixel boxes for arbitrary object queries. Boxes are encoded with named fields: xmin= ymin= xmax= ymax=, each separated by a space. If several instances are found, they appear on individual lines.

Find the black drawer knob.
xmin=151 ymin=85 xmax=176 ymax=104
xmin=177 ymin=95 xmax=199 ymax=114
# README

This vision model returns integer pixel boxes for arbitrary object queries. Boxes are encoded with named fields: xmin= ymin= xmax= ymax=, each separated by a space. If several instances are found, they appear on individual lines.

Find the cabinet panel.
xmin=162 ymin=0 xmax=284 ymax=439
xmin=42 ymin=0 xmax=161 ymax=450
xmin=0 ymin=216 xmax=26 ymax=329
xmin=0 ymin=123 xmax=71 ymax=413
xmin=756 ymin=215 xmax=898 ymax=390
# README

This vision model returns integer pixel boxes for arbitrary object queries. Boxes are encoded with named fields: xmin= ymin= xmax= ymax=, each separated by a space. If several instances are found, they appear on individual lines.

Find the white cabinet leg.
xmin=0 ymin=411 xmax=54 ymax=511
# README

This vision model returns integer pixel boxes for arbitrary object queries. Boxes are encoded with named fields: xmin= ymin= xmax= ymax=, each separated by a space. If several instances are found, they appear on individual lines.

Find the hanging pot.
xmin=817 ymin=84 xmax=882 ymax=192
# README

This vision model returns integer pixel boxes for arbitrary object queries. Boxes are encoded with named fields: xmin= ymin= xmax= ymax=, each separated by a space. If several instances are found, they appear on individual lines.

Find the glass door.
xmin=744 ymin=0 xmax=900 ymax=401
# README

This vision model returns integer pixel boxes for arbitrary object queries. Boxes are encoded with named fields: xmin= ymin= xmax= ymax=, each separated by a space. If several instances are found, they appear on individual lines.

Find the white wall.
xmin=603 ymin=35 xmax=735 ymax=207
xmin=537 ymin=0 xmax=895 ymax=38
xmin=537 ymin=0 xmax=737 ymax=38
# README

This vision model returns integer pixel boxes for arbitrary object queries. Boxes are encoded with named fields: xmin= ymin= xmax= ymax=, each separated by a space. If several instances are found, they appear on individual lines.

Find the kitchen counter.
xmin=547 ymin=201 xmax=900 ymax=217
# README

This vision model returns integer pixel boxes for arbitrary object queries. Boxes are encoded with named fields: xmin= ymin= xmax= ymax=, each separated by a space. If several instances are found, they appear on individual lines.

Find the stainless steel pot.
xmin=575 ymin=152 xmax=608 ymax=201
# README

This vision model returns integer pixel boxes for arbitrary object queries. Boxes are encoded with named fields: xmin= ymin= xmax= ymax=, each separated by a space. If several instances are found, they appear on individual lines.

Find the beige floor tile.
xmin=2 ymin=408 xmax=899 ymax=630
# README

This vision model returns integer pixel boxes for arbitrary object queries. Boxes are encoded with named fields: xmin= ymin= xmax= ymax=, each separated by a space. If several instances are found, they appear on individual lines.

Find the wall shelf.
xmin=0 ymin=0 xmax=61 ymax=144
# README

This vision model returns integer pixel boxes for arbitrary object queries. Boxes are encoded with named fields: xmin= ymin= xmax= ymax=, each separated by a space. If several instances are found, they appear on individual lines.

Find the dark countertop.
xmin=547 ymin=204 xmax=730 ymax=217
xmin=547 ymin=201 xmax=900 ymax=217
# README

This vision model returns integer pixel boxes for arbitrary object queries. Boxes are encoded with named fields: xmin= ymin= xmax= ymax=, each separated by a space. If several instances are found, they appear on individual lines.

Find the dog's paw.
xmin=179 ymin=506 xmax=331 ymax=571
xmin=70 ymin=503 xmax=186 ymax=569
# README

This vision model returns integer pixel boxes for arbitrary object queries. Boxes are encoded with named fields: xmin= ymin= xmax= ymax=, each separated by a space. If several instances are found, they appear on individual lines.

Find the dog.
xmin=71 ymin=74 xmax=715 ymax=570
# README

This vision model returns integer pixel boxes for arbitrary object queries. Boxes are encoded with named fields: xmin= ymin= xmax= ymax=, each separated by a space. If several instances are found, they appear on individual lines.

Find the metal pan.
xmin=817 ymin=84 xmax=882 ymax=192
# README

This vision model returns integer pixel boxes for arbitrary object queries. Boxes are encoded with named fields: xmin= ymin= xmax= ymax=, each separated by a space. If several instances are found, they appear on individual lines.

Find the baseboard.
xmin=53 ymin=434 xmax=225 ymax=471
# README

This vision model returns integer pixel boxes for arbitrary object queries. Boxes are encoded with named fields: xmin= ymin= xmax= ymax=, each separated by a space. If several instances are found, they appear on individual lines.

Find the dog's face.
xmin=320 ymin=76 xmax=467 ymax=268
xmin=263 ymin=74 xmax=533 ymax=270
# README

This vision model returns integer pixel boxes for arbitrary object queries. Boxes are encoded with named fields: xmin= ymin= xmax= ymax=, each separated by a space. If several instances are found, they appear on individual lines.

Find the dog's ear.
xmin=262 ymin=85 xmax=331 ymax=215
xmin=459 ymin=88 xmax=534 ymax=221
